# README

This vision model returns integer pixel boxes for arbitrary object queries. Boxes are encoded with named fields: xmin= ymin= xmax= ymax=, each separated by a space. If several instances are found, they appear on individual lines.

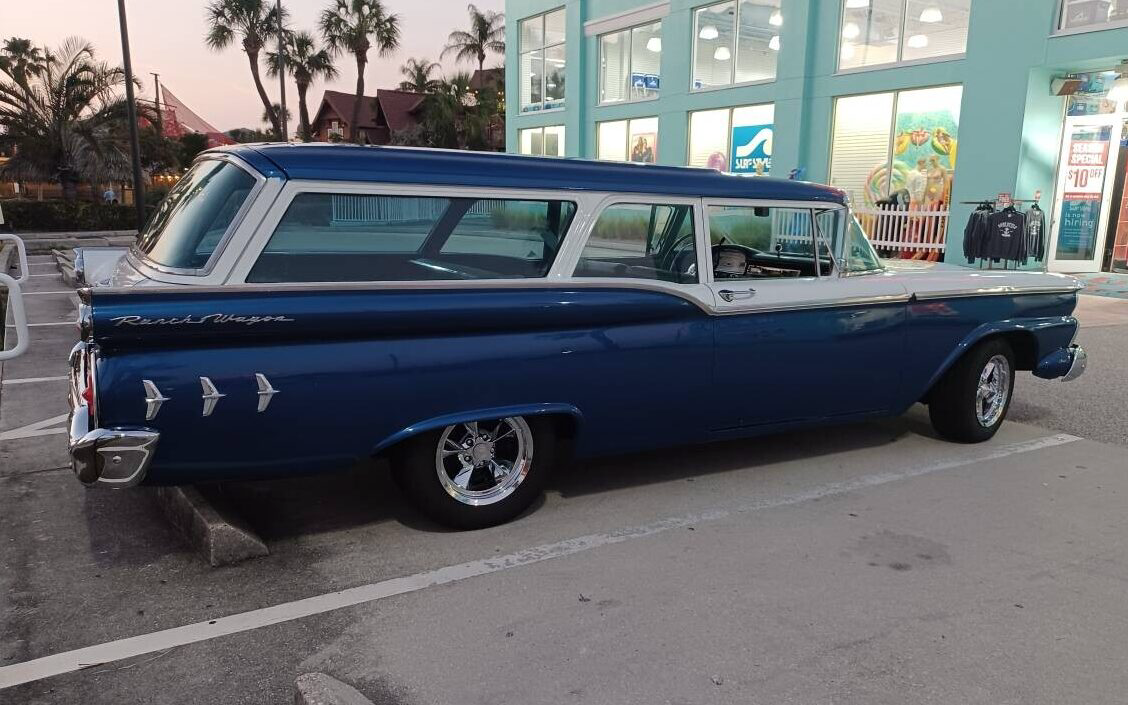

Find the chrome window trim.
xmin=129 ymin=153 xmax=269 ymax=278
xmin=912 ymin=285 xmax=1083 ymax=301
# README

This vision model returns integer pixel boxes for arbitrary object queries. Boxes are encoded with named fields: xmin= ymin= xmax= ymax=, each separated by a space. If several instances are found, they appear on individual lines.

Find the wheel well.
xmin=920 ymin=330 xmax=1037 ymax=405
xmin=375 ymin=411 xmax=580 ymax=462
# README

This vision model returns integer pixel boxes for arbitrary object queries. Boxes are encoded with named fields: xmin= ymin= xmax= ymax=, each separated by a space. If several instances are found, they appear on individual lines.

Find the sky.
xmin=1 ymin=0 xmax=505 ymax=132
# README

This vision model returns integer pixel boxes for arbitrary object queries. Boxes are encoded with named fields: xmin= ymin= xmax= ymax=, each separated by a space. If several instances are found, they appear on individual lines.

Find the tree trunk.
xmin=61 ymin=177 xmax=77 ymax=203
xmin=297 ymin=80 xmax=312 ymax=142
xmin=478 ymin=52 xmax=484 ymax=74
xmin=351 ymin=52 xmax=367 ymax=144
xmin=246 ymin=48 xmax=279 ymax=137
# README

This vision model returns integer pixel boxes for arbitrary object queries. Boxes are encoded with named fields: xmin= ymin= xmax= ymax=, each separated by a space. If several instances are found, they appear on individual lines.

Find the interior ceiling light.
xmin=842 ymin=22 xmax=861 ymax=39
xmin=769 ymin=10 xmax=783 ymax=26
xmin=714 ymin=46 xmax=731 ymax=61
xmin=907 ymin=33 xmax=929 ymax=48
xmin=919 ymin=6 xmax=943 ymax=23
xmin=647 ymin=36 xmax=662 ymax=52
xmin=699 ymin=24 xmax=719 ymax=40
xmin=769 ymin=35 xmax=781 ymax=51
xmin=1107 ymin=75 xmax=1128 ymax=104
xmin=845 ymin=0 xmax=870 ymax=8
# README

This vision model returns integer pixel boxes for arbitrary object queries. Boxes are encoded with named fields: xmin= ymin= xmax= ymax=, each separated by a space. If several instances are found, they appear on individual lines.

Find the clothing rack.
xmin=961 ymin=196 xmax=1047 ymax=271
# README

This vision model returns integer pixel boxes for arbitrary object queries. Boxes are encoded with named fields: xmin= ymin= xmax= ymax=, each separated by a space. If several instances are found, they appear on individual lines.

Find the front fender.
xmin=372 ymin=403 xmax=584 ymax=455
xmin=923 ymin=316 xmax=1078 ymax=393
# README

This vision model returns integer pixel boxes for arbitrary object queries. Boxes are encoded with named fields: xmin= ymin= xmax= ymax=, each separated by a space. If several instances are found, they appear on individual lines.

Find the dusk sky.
xmin=1 ymin=0 xmax=505 ymax=132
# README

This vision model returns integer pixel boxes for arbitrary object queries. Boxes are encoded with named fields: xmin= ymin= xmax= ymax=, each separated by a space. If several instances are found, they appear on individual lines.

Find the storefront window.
xmin=599 ymin=21 xmax=662 ymax=104
xmin=693 ymin=0 xmax=781 ymax=90
xmin=1058 ymin=0 xmax=1128 ymax=31
xmin=688 ymin=103 xmax=775 ymax=174
xmin=520 ymin=8 xmax=567 ymax=112
xmin=597 ymin=117 xmax=659 ymax=163
xmin=519 ymin=126 xmax=566 ymax=157
xmin=829 ymin=85 xmax=962 ymax=208
xmin=839 ymin=0 xmax=970 ymax=71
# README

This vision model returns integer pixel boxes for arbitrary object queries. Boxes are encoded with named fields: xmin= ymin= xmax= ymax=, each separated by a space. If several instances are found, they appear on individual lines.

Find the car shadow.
xmin=213 ymin=411 xmax=935 ymax=541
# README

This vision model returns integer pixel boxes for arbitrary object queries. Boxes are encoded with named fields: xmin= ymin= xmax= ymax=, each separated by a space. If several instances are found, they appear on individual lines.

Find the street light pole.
xmin=276 ymin=0 xmax=288 ymax=142
xmin=116 ymin=0 xmax=146 ymax=230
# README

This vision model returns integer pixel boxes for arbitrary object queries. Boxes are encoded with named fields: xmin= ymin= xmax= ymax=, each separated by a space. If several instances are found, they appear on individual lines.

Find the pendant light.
xmin=845 ymin=0 xmax=870 ymax=8
xmin=842 ymin=22 xmax=861 ymax=39
xmin=769 ymin=10 xmax=783 ymax=26
xmin=647 ymin=36 xmax=662 ymax=52
xmin=699 ymin=25 xmax=719 ymax=40
xmin=714 ymin=46 xmax=731 ymax=61
xmin=919 ymin=7 xmax=943 ymax=23
xmin=907 ymin=34 xmax=929 ymax=49
xmin=769 ymin=35 xmax=781 ymax=51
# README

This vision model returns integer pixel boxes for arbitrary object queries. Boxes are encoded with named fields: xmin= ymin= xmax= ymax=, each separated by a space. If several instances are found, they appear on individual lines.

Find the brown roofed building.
xmin=310 ymin=89 xmax=426 ymax=144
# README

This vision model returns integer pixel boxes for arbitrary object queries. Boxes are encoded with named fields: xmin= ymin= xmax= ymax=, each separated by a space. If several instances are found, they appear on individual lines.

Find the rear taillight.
xmin=83 ymin=349 xmax=97 ymax=420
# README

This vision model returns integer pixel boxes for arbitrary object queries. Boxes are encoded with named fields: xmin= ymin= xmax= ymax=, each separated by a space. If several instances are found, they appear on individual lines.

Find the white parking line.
xmin=21 ymin=291 xmax=73 ymax=296
xmin=5 ymin=321 xmax=73 ymax=327
xmin=0 ymin=413 xmax=70 ymax=441
xmin=29 ymin=273 xmax=62 ymax=278
xmin=0 ymin=432 xmax=1081 ymax=690
xmin=2 ymin=376 xmax=68 ymax=385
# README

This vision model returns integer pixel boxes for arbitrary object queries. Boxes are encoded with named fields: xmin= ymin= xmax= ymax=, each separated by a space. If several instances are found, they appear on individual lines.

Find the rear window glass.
xmin=135 ymin=160 xmax=256 ymax=270
xmin=247 ymin=193 xmax=576 ymax=283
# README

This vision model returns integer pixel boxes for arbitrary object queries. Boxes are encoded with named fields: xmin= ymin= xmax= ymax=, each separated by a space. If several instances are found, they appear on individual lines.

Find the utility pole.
xmin=117 ymin=0 xmax=146 ymax=230
xmin=276 ymin=0 xmax=288 ymax=142
xmin=150 ymin=72 xmax=162 ymax=135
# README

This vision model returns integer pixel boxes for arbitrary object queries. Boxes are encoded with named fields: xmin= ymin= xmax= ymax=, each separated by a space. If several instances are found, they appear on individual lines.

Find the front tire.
xmin=929 ymin=338 xmax=1016 ymax=443
xmin=392 ymin=416 xmax=554 ymax=529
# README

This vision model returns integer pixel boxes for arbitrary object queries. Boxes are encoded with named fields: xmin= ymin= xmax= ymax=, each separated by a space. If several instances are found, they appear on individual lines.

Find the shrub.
xmin=0 ymin=199 xmax=154 ymax=232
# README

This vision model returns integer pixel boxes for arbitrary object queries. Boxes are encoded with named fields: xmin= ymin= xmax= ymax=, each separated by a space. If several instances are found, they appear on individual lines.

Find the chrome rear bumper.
xmin=68 ymin=342 xmax=159 ymax=488
xmin=1063 ymin=344 xmax=1087 ymax=382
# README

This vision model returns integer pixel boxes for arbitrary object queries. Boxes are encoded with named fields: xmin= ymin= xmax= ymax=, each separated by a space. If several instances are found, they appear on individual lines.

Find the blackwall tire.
xmin=928 ymin=338 xmax=1016 ymax=443
xmin=392 ymin=416 xmax=554 ymax=530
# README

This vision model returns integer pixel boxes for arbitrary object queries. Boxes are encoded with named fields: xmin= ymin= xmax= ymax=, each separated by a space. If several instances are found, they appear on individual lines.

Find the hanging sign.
xmin=730 ymin=124 xmax=774 ymax=175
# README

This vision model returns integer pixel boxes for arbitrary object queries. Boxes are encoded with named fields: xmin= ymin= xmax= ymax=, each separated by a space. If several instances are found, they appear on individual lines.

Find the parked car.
xmin=62 ymin=145 xmax=1086 ymax=529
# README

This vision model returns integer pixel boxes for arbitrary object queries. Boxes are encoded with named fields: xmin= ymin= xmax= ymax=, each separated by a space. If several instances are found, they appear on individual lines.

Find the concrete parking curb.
xmin=294 ymin=673 xmax=376 ymax=705
xmin=154 ymin=485 xmax=269 ymax=567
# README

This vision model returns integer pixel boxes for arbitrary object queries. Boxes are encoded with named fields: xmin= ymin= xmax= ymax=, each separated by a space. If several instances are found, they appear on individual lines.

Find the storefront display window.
xmin=597 ymin=117 xmax=659 ymax=163
xmin=520 ymin=8 xmax=566 ymax=113
xmin=839 ymin=0 xmax=970 ymax=71
xmin=688 ymin=103 xmax=775 ymax=174
xmin=693 ymin=0 xmax=781 ymax=91
xmin=519 ymin=126 xmax=566 ymax=157
xmin=829 ymin=85 xmax=962 ymax=208
xmin=599 ymin=21 xmax=662 ymax=104
xmin=1058 ymin=0 xmax=1128 ymax=32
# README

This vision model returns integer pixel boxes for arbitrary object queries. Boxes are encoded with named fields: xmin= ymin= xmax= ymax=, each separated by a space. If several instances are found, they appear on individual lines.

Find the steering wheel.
xmin=660 ymin=231 xmax=698 ymax=279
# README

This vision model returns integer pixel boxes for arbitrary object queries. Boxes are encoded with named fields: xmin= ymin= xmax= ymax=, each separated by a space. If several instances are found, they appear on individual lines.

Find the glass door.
xmin=1048 ymin=115 xmax=1120 ymax=273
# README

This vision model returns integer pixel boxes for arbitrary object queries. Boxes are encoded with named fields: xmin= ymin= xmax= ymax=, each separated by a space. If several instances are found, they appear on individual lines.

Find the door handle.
xmin=718 ymin=288 xmax=756 ymax=302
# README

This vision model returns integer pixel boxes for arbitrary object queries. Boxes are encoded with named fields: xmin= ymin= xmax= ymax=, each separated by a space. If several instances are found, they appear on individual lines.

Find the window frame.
xmin=231 ymin=180 xmax=583 ymax=284
xmin=1054 ymin=0 xmax=1128 ymax=34
xmin=596 ymin=116 xmax=661 ymax=162
xmin=686 ymin=102 xmax=776 ymax=174
xmin=835 ymin=0 xmax=970 ymax=74
xmin=519 ymin=7 xmax=568 ymax=114
xmin=690 ymin=0 xmax=782 ymax=93
xmin=597 ymin=20 xmax=664 ymax=106
xmin=518 ymin=125 xmax=567 ymax=156
xmin=128 ymin=154 xmax=268 ymax=278
xmin=701 ymin=198 xmax=842 ymax=283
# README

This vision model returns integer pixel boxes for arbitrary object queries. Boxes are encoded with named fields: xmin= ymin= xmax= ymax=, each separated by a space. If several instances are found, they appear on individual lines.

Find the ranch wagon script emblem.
xmin=110 ymin=313 xmax=295 ymax=327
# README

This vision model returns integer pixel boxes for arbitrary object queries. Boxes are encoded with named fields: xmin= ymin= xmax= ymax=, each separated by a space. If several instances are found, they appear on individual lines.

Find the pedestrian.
xmin=103 ymin=186 xmax=117 ymax=204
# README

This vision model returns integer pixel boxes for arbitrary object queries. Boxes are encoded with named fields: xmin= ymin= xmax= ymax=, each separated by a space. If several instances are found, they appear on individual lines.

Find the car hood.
xmin=878 ymin=258 xmax=1082 ymax=297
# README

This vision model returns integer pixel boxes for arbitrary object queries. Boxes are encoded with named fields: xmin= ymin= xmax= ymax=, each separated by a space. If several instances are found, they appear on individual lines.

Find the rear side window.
xmin=574 ymin=203 xmax=698 ymax=284
xmin=136 ymin=160 xmax=256 ymax=270
xmin=247 ymin=193 xmax=576 ymax=282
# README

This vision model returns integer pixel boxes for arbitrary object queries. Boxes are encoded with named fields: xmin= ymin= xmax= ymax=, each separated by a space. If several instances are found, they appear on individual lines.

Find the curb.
xmin=295 ymin=673 xmax=376 ymax=705
xmin=154 ymin=485 xmax=270 ymax=567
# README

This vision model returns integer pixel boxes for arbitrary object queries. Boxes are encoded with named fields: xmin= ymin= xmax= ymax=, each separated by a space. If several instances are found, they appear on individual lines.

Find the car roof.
xmin=209 ymin=143 xmax=848 ymax=205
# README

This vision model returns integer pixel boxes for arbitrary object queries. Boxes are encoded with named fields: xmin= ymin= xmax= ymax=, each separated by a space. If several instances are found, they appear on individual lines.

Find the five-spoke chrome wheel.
xmin=976 ymin=354 xmax=1011 ymax=428
xmin=435 ymin=417 xmax=534 ymax=506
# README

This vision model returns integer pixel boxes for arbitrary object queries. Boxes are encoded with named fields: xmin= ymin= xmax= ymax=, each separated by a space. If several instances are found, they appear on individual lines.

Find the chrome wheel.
xmin=435 ymin=417 xmax=534 ymax=506
xmin=976 ymin=354 xmax=1011 ymax=427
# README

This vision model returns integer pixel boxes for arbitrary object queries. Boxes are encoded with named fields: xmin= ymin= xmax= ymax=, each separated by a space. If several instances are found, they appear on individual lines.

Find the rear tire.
xmin=392 ymin=416 xmax=554 ymax=529
xmin=929 ymin=338 xmax=1016 ymax=443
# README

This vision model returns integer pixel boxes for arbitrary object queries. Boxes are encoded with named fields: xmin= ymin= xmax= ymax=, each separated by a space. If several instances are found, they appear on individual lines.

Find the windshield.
xmin=135 ymin=159 xmax=257 ymax=271
xmin=845 ymin=214 xmax=883 ymax=273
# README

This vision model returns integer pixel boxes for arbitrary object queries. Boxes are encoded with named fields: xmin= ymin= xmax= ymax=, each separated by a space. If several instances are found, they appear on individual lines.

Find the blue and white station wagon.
xmin=58 ymin=144 xmax=1086 ymax=528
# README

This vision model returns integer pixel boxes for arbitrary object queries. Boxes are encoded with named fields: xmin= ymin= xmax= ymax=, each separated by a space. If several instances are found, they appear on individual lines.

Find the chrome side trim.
xmin=254 ymin=373 xmax=279 ymax=413
xmin=913 ymin=285 xmax=1083 ymax=301
xmin=714 ymin=293 xmax=912 ymax=315
xmin=70 ymin=428 xmax=160 ymax=488
xmin=142 ymin=380 xmax=170 ymax=421
xmin=200 ymin=376 xmax=225 ymax=417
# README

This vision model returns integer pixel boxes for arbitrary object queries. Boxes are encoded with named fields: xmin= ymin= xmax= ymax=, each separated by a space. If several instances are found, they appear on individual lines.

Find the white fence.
xmin=854 ymin=204 xmax=950 ymax=259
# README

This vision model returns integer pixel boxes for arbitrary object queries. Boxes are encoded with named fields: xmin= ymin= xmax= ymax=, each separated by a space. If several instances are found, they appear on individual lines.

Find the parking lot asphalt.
xmin=2 ymin=257 xmax=1128 ymax=704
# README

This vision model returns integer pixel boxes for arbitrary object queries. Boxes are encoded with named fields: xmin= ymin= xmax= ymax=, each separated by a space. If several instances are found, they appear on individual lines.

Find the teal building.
xmin=504 ymin=0 xmax=1128 ymax=273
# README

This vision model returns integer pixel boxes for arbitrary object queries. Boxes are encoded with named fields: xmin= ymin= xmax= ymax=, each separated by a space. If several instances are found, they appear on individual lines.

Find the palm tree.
xmin=204 ymin=0 xmax=286 ymax=137
xmin=267 ymin=30 xmax=337 ymax=141
xmin=0 ymin=38 xmax=132 ymax=200
xmin=398 ymin=57 xmax=440 ymax=93
xmin=261 ymin=102 xmax=292 ymax=138
xmin=0 ymin=38 xmax=46 ymax=94
xmin=319 ymin=0 xmax=400 ymax=144
xmin=442 ymin=4 xmax=505 ymax=74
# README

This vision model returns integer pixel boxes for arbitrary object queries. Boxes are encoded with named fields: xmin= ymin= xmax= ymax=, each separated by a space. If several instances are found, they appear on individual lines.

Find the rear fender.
xmin=372 ymin=403 xmax=584 ymax=455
